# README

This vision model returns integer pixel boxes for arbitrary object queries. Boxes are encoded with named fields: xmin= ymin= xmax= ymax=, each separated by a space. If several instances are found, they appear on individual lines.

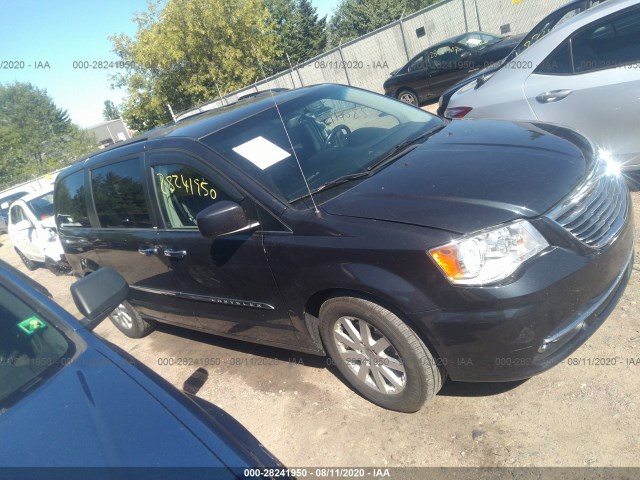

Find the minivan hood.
xmin=322 ymin=120 xmax=593 ymax=234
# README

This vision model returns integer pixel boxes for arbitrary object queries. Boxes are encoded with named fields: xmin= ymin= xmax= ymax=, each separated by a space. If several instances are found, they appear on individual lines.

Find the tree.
xmin=328 ymin=0 xmax=439 ymax=45
xmin=266 ymin=0 xmax=327 ymax=72
xmin=103 ymin=100 xmax=121 ymax=121
xmin=0 ymin=82 xmax=97 ymax=189
xmin=110 ymin=0 xmax=278 ymax=132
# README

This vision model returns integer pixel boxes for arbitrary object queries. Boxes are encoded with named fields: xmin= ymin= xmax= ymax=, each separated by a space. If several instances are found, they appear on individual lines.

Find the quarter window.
xmin=535 ymin=40 xmax=573 ymax=74
xmin=55 ymin=171 xmax=90 ymax=228
xmin=91 ymin=158 xmax=152 ymax=228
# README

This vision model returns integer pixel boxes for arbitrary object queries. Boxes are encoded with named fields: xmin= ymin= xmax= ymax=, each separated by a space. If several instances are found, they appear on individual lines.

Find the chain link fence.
xmin=177 ymin=0 xmax=570 ymax=119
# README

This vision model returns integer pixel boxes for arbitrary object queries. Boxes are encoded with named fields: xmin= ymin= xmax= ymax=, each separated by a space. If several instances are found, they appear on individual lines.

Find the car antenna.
xmin=254 ymin=53 xmax=320 ymax=214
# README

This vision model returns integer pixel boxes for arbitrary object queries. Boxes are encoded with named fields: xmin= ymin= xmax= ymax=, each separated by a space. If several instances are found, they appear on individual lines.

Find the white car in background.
xmin=445 ymin=0 xmax=640 ymax=170
xmin=7 ymin=188 xmax=70 ymax=275
xmin=0 ymin=190 xmax=30 ymax=234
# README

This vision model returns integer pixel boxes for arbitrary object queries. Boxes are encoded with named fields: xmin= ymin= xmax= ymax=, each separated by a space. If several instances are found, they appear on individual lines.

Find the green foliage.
xmin=110 ymin=0 xmax=278 ymax=132
xmin=103 ymin=100 xmax=121 ymax=121
xmin=328 ymin=0 xmax=440 ymax=45
xmin=0 ymin=82 xmax=98 ymax=190
xmin=265 ymin=0 xmax=327 ymax=72
xmin=92 ymin=169 xmax=150 ymax=228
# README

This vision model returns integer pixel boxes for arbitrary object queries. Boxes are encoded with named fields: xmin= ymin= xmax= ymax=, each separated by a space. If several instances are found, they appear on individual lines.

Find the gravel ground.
xmin=0 ymin=172 xmax=639 ymax=470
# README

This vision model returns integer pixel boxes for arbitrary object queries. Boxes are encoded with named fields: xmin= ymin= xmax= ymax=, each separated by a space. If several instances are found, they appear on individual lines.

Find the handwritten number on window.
xmin=156 ymin=173 xmax=217 ymax=200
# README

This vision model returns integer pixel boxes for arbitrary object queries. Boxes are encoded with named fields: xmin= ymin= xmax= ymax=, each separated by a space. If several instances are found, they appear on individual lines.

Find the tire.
xmin=15 ymin=248 xmax=38 ymax=271
xmin=319 ymin=296 xmax=443 ymax=412
xmin=108 ymin=300 xmax=156 ymax=338
xmin=397 ymin=89 xmax=418 ymax=107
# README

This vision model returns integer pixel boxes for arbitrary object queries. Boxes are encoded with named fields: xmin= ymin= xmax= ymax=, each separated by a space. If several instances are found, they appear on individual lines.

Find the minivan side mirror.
xmin=70 ymin=268 xmax=129 ymax=331
xmin=196 ymin=201 xmax=258 ymax=238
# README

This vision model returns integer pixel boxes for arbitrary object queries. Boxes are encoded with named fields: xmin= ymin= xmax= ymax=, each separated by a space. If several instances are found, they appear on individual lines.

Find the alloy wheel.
xmin=333 ymin=316 xmax=406 ymax=394
xmin=398 ymin=91 xmax=417 ymax=106
xmin=111 ymin=303 xmax=134 ymax=330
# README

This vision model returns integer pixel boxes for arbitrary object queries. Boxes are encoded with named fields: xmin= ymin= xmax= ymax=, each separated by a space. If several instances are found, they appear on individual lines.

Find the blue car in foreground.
xmin=0 ymin=260 xmax=282 ymax=478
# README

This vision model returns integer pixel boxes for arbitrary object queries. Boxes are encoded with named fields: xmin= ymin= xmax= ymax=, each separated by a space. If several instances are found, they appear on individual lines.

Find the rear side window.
xmin=91 ymin=158 xmax=152 ymax=228
xmin=10 ymin=206 xmax=29 ymax=225
xmin=536 ymin=6 xmax=640 ymax=75
xmin=55 ymin=171 xmax=90 ymax=228
xmin=572 ymin=8 xmax=640 ymax=72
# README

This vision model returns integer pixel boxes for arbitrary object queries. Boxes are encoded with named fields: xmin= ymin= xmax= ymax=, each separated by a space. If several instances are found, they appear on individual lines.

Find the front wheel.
xmin=109 ymin=300 xmax=156 ymax=338
xmin=397 ymin=89 xmax=418 ymax=106
xmin=319 ymin=297 xmax=443 ymax=412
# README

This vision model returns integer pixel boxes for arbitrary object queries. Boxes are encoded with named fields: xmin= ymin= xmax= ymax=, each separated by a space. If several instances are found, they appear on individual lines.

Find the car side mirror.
xmin=196 ymin=201 xmax=258 ymax=238
xmin=0 ymin=202 xmax=8 ymax=210
xmin=13 ymin=220 xmax=32 ymax=232
xmin=460 ymin=51 xmax=471 ymax=60
xmin=70 ymin=268 xmax=129 ymax=331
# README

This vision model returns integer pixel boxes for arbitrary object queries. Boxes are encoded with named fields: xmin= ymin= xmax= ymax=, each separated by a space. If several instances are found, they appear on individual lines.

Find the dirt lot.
xmin=1 ymin=175 xmax=639 ymax=470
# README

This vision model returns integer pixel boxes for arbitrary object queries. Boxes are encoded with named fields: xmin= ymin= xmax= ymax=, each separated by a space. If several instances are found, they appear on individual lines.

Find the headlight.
xmin=599 ymin=148 xmax=621 ymax=176
xmin=428 ymin=220 xmax=548 ymax=285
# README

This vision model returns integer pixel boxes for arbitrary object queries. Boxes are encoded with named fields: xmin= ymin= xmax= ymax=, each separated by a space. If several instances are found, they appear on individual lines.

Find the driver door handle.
xmin=164 ymin=248 xmax=187 ymax=259
xmin=535 ymin=89 xmax=573 ymax=104
xmin=138 ymin=247 xmax=159 ymax=256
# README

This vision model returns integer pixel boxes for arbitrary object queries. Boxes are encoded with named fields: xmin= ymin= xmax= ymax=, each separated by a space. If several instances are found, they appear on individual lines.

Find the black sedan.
xmin=0 ymin=260 xmax=282 ymax=475
xmin=383 ymin=31 xmax=524 ymax=106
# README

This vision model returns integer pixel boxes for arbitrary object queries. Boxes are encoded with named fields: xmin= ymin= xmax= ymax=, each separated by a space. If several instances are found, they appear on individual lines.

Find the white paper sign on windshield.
xmin=232 ymin=136 xmax=291 ymax=170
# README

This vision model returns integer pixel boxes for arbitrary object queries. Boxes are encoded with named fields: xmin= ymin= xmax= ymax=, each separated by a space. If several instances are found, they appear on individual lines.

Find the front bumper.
xmin=410 ymin=211 xmax=635 ymax=382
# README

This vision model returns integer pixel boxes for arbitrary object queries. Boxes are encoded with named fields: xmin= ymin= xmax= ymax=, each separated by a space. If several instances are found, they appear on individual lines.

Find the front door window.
xmin=153 ymin=164 xmax=234 ymax=229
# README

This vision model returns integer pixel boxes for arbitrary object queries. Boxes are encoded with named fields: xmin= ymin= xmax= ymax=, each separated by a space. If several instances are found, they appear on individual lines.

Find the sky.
xmin=0 ymin=0 xmax=340 ymax=128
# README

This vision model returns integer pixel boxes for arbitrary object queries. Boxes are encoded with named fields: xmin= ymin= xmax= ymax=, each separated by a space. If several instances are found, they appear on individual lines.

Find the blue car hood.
xmin=0 ymin=349 xmax=226 ymax=467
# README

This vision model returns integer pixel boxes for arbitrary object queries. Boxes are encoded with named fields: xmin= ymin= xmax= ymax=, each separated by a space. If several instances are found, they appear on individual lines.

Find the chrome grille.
xmin=547 ymin=160 xmax=628 ymax=248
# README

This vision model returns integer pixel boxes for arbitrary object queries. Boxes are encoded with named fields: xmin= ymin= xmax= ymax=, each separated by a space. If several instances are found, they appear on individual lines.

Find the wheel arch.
xmin=302 ymin=287 xmax=445 ymax=369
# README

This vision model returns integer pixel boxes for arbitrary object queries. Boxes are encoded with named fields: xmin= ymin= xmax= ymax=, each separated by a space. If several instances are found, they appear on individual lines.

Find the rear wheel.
xmin=109 ymin=300 xmax=155 ymax=338
xmin=397 ymin=89 xmax=418 ymax=107
xmin=319 ymin=296 xmax=443 ymax=412
xmin=15 ymin=248 xmax=38 ymax=271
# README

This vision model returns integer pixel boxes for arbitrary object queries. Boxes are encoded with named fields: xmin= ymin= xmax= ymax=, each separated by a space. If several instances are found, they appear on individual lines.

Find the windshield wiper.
xmin=367 ymin=124 xmax=445 ymax=172
xmin=291 ymin=171 xmax=371 ymax=202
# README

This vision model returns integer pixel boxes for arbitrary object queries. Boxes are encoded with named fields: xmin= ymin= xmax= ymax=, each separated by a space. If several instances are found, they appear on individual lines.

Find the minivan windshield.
xmin=202 ymin=85 xmax=442 ymax=206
